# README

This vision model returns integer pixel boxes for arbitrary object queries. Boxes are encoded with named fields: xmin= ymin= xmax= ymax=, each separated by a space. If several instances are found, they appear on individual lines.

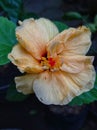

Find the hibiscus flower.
xmin=8 ymin=18 xmax=96 ymax=105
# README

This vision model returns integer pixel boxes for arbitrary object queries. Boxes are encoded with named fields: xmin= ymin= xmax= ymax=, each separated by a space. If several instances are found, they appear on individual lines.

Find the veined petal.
xmin=15 ymin=74 xmax=38 ymax=94
xmin=8 ymin=44 xmax=43 ymax=73
xmin=33 ymin=71 xmax=66 ymax=105
xmin=35 ymin=18 xmax=59 ymax=41
xmin=33 ymin=64 xmax=95 ymax=105
xmin=47 ymin=26 xmax=91 ymax=56
xmin=62 ymin=65 xmax=96 ymax=105
xmin=59 ymin=55 xmax=94 ymax=73
xmin=47 ymin=40 xmax=64 ymax=57
xmin=16 ymin=18 xmax=59 ymax=60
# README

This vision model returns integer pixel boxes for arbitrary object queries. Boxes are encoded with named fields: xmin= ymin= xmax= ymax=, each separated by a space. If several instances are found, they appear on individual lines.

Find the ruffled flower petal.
xmin=15 ymin=74 xmax=38 ymax=95
xmin=33 ymin=63 xmax=95 ymax=105
xmin=62 ymin=64 xmax=96 ymax=104
xmin=35 ymin=18 xmax=59 ymax=41
xmin=16 ymin=18 xmax=59 ymax=60
xmin=47 ymin=26 xmax=91 ymax=56
xmin=8 ymin=17 xmax=96 ymax=105
xmin=59 ymin=55 xmax=94 ymax=73
xmin=8 ymin=44 xmax=43 ymax=73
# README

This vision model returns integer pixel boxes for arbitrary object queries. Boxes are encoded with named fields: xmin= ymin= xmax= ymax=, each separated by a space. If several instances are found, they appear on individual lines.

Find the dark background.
xmin=0 ymin=0 xmax=97 ymax=130
xmin=23 ymin=0 xmax=97 ymax=20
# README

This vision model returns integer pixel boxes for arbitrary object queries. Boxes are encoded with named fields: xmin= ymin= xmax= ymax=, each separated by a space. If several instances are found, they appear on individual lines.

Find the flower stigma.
xmin=48 ymin=57 xmax=56 ymax=67
xmin=41 ymin=56 xmax=60 ymax=71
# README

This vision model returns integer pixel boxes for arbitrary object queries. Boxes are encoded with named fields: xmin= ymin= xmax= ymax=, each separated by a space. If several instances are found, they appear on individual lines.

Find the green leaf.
xmin=0 ymin=0 xmax=22 ymax=23
xmin=0 ymin=43 xmax=12 ymax=65
xmin=86 ymin=23 xmax=97 ymax=33
xmin=0 ymin=17 xmax=17 ymax=65
xmin=53 ymin=21 xmax=68 ymax=32
xmin=69 ymin=75 xmax=97 ymax=106
xmin=6 ymin=82 xmax=28 ymax=102
xmin=63 ymin=12 xmax=82 ymax=20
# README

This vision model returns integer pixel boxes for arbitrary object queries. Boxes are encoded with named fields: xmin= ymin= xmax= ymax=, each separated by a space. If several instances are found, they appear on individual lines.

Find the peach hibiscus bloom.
xmin=8 ymin=18 xmax=96 ymax=105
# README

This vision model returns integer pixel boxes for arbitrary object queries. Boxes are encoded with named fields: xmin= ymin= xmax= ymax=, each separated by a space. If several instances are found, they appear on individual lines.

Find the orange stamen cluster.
xmin=41 ymin=56 xmax=60 ymax=71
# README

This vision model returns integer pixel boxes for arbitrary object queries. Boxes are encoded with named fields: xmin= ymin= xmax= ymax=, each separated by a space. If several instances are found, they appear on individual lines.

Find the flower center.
xmin=48 ymin=57 xmax=56 ymax=67
xmin=41 ymin=56 xmax=60 ymax=71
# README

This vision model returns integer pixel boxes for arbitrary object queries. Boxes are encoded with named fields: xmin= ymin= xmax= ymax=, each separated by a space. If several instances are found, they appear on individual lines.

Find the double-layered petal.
xmin=8 ymin=18 xmax=96 ymax=105
xmin=16 ymin=18 xmax=58 ymax=60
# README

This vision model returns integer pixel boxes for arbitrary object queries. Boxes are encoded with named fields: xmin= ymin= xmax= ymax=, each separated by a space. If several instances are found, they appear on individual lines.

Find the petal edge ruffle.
xmin=8 ymin=44 xmax=43 ymax=73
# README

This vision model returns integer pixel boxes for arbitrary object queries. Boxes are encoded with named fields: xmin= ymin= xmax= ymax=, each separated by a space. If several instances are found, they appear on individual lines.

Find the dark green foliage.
xmin=54 ymin=21 xmax=68 ymax=32
xmin=63 ymin=12 xmax=82 ymax=20
xmin=0 ymin=0 xmax=22 ymax=23
xmin=0 ymin=17 xmax=17 ymax=65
